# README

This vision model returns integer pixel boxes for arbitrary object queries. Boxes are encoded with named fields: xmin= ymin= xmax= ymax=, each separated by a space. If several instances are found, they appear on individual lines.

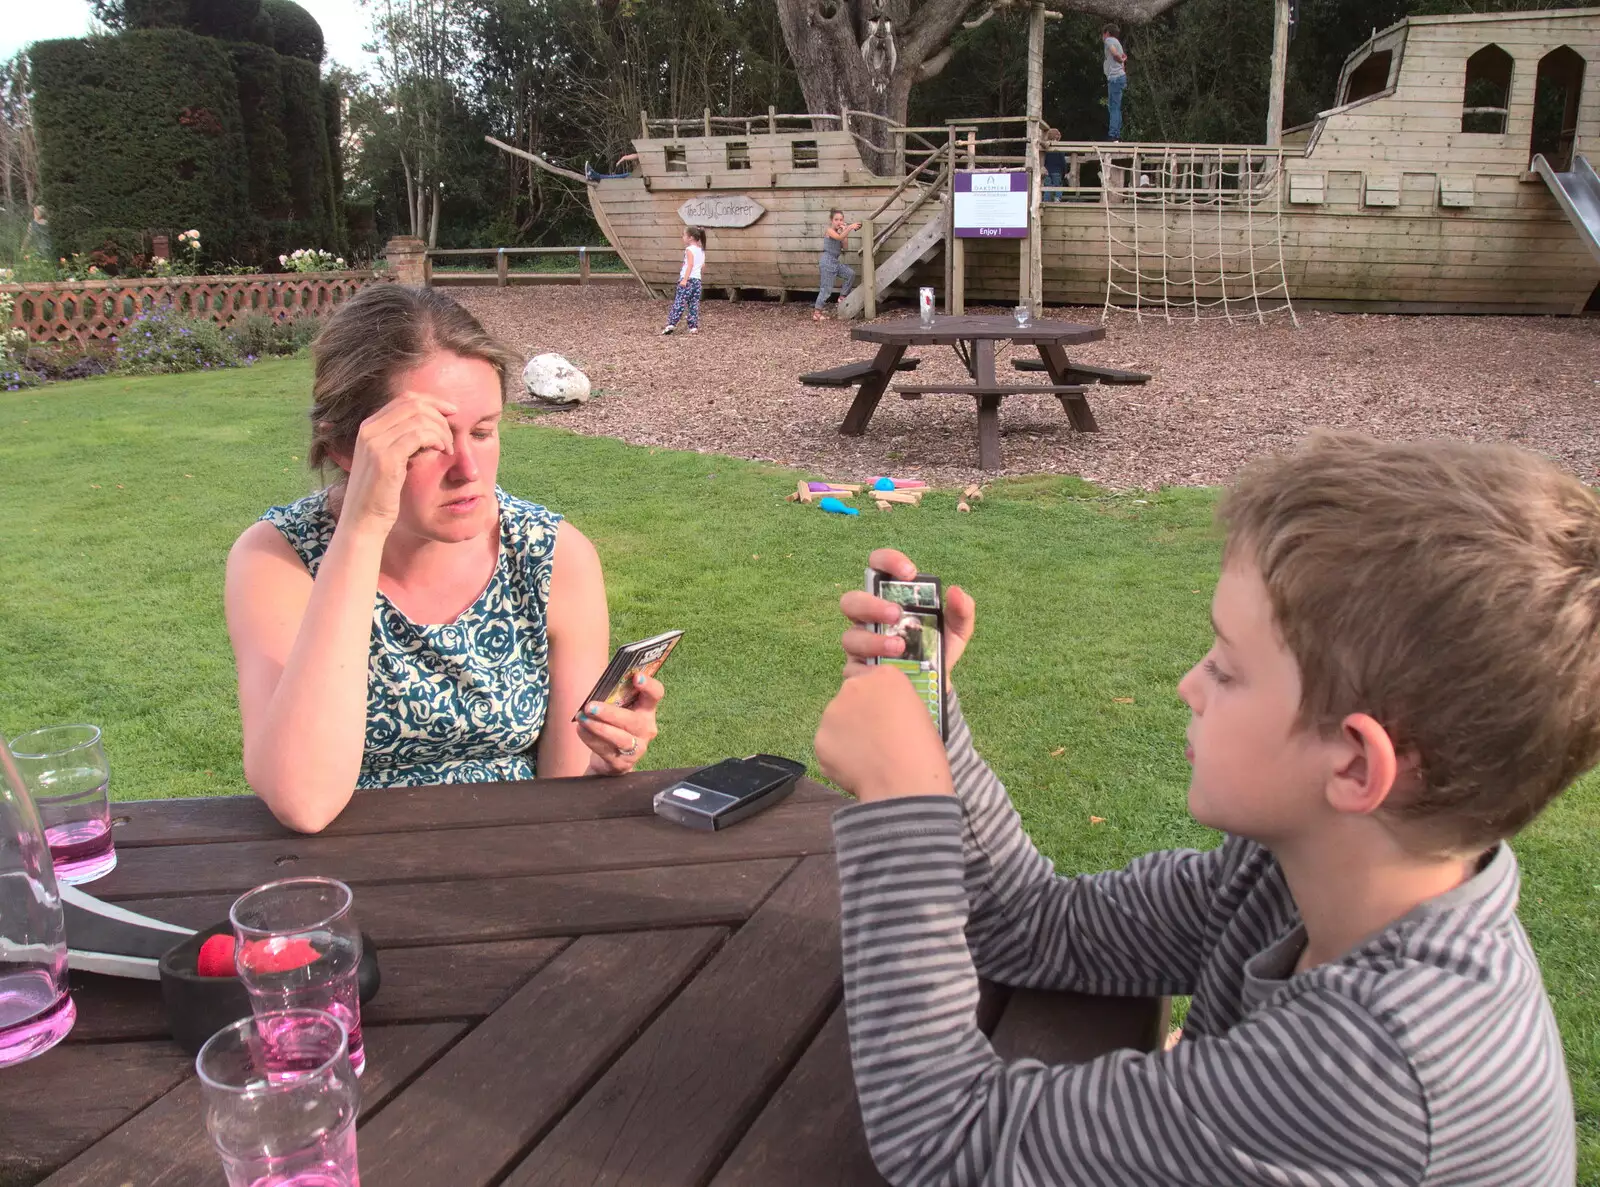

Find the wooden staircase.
xmin=837 ymin=199 xmax=947 ymax=321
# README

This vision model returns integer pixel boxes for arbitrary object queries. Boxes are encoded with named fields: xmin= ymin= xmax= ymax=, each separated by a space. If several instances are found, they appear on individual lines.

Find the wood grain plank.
xmin=113 ymin=858 xmax=796 ymax=948
xmin=90 ymin=804 xmax=837 ymax=899
xmin=112 ymin=774 xmax=842 ymax=847
xmin=710 ymin=1007 xmax=884 ymax=1187
xmin=988 ymin=988 xmax=1170 ymax=1064
xmin=36 ymin=1023 xmax=465 ymax=1187
xmin=0 ymin=1040 xmax=192 ymax=1187
xmin=503 ymin=856 xmax=843 ymax=1187
xmin=357 ymin=929 xmax=727 ymax=1186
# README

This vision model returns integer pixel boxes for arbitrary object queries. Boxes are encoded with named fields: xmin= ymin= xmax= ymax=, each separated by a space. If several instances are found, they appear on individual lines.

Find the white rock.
xmin=521 ymin=353 xmax=592 ymax=404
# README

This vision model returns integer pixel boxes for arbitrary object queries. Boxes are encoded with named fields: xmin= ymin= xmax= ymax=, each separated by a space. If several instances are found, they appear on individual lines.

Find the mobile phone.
xmin=652 ymin=754 xmax=805 ymax=830
xmin=574 ymin=629 xmax=683 ymax=721
xmin=865 ymin=569 xmax=948 ymax=740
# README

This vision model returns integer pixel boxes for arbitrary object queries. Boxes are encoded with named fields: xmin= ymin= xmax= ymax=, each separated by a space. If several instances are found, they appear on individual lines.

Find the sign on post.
xmin=953 ymin=171 xmax=1029 ymax=238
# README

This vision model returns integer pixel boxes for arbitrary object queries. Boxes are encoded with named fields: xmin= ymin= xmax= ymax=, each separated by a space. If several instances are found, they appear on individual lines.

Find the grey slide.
xmin=1535 ymin=153 xmax=1600 ymax=268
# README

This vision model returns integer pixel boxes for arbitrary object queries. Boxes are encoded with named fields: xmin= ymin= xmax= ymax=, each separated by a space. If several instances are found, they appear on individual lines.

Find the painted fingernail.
xmin=589 ymin=703 xmax=601 ymax=715
xmin=634 ymin=673 xmax=647 ymax=686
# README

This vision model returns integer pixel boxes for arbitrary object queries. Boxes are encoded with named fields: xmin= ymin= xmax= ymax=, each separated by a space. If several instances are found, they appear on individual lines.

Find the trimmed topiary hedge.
xmin=126 ymin=0 xmax=263 ymax=42
xmin=279 ymin=56 xmax=339 ymax=253
xmin=261 ymin=0 xmax=324 ymax=63
xmin=30 ymin=30 xmax=251 ymax=261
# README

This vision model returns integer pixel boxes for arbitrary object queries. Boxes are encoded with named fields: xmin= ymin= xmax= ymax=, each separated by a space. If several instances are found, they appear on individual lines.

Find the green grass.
xmin=2 ymin=361 xmax=1598 ymax=1179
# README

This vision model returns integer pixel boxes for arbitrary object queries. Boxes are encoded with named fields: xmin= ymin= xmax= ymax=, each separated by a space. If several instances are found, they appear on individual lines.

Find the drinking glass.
xmin=919 ymin=286 xmax=937 ymax=327
xmin=1013 ymin=304 xmax=1032 ymax=328
xmin=10 ymin=724 xmax=115 ymax=884
xmin=0 ymin=732 xmax=75 ymax=1066
xmin=197 ymin=1009 xmax=360 ymax=1187
xmin=231 ymin=878 xmax=366 ymax=1076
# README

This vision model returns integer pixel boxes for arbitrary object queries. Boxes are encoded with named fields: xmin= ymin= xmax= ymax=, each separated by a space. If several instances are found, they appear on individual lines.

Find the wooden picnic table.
xmin=842 ymin=316 xmax=1108 ymax=471
xmin=0 ymin=769 xmax=1167 ymax=1187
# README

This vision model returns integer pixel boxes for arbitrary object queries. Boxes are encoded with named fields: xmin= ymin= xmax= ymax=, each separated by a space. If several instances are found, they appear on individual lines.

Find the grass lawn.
xmin=3 ymin=359 xmax=1598 ymax=1178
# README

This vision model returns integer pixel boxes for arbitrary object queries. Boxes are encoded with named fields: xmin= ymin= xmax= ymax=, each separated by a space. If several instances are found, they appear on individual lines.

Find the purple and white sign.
xmin=953 ymin=171 xmax=1029 ymax=239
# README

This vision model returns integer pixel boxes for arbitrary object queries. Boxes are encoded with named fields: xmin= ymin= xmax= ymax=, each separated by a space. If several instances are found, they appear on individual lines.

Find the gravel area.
xmin=452 ymin=285 xmax=1600 ymax=489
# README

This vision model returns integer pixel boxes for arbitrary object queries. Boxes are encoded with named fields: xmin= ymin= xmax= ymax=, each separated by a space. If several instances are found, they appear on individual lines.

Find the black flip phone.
xmin=865 ymin=569 xmax=948 ymax=740
xmin=652 ymin=754 xmax=805 ymax=831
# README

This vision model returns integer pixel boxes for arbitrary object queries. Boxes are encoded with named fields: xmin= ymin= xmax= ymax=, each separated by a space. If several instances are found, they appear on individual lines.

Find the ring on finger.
xmin=618 ymin=735 xmax=639 ymax=758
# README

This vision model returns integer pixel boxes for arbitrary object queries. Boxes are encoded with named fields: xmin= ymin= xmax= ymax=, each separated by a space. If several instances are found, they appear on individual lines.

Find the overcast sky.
xmin=0 ymin=0 xmax=379 ymax=75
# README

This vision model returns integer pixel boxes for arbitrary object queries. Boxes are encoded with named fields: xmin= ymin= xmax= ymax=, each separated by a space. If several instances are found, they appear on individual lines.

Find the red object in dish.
xmin=196 ymin=934 xmax=238 ymax=978
xmin=240 ymin=936 xmax=320 ymax=975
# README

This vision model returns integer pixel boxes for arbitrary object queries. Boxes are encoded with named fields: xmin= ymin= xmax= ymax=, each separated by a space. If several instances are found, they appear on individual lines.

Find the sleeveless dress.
xmin=260 ymin=487 xmax=563 ymax=788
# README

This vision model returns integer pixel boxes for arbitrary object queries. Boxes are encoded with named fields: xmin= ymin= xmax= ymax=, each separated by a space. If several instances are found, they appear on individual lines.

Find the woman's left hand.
xmin=578 ymin=674 xmax=663 ymax=775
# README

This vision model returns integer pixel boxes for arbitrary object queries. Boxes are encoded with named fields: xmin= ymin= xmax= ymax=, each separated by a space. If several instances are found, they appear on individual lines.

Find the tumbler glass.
xmin=10 ymin=724 xmax=115 ymax=884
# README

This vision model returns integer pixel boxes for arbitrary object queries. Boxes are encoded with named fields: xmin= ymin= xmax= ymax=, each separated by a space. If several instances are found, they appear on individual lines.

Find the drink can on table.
xmin=919 ymin=287 xmax=936 ymax=326
xmin=231 ymin=877 xmax=366 ymax=1077
xmin=9 ymin=724 xmax=115 ymax=884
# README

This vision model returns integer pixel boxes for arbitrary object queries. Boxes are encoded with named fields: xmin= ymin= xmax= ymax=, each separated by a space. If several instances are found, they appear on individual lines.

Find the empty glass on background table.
xmin=231 ymin=877 xmax=366 ymax=1076
xmin=9 ymin=724 xmax=116 ymax=884
xmin=0 ymin=732 xmax=76 ymax=1066
xmin=1013 ymin=304 xmax=1032 ymax=328
xmin=197 ymin=1008 xmax=360 ymax=1187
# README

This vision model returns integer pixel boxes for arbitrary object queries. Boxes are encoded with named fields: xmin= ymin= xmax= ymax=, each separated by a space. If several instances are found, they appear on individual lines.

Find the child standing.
xmin=662 ymin=226 xmax=705 ymax=336
xmin=814 ymin=209 xmax=862 ymax=322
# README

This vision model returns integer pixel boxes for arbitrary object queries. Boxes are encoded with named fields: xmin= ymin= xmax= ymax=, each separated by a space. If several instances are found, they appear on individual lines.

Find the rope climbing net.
xmin=1097 ymin=145 xmax=1298 ymax=326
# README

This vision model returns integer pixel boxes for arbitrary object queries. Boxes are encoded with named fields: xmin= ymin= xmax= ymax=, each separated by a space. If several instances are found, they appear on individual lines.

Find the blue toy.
xmin=872 ymin=477 xmax=895 ymax=492
xmin=818 ymin=496 xmax=859 ymax=516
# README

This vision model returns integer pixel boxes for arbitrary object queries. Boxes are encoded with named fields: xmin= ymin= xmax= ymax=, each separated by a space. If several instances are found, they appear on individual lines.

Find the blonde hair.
xmin=1220 ymin=431 xmax=1600 ymax=851
xmin=308 ymin=285 xmax=519 ymax=472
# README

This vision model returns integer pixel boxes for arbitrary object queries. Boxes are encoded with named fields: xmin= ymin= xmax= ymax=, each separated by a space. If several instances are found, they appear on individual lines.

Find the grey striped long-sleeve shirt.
xmin=834 ymin=698 xmax=1576 ymax=1186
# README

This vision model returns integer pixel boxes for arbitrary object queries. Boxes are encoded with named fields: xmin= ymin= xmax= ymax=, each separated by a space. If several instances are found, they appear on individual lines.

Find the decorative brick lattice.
xmin=2 ymin=272 xmax=389 ymax=345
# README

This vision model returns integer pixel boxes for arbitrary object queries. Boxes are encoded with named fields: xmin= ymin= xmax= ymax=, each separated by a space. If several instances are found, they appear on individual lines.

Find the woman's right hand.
xmin=839 ymin=548 xmax=976 ymax=680
xmin=337 ymin=393 xmax=456 ymax=533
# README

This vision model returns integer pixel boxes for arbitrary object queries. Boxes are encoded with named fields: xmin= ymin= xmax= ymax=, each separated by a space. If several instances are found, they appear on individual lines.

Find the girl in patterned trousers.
xmin=662 ymin=226 xmax=706 ymax=335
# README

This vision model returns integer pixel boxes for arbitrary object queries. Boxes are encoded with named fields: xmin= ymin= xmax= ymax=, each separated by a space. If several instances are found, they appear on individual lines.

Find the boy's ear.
xmin=1326 ymin=713 xmax=1401 ymax=816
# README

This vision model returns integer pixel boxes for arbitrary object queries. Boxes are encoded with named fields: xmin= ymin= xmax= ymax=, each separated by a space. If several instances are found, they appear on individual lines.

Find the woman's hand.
xmin=338 ymin=393 xmax=456 ymax=534
xmin=839 ymin=549 xmax=976 ymax=680
xmin=578 ymin=675 xmax=663 ymax=775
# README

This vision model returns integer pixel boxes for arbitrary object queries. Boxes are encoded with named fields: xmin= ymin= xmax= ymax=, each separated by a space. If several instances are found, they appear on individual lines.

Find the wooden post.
xmin=1267 ymin=0 xmax=1290 ymax=147
xmin=768 ymin=105 xmax=777 ymax=135
xmin=421 ymin=252 xmax=433 ymax=288
xmin=640 ymin=110 xmax=650 ymax=138
xmin=1025 ymin=1 xmax=1046 ymax=312
xmin=945 ymin=130 xmax=958 ymax=313
xmin=496 ymin=248 xmax=508 ymax=288
xmin=862 ymin=217 xmax=877 ymax=320
xmin=953 ymin=236 xmax=966 ymax=315
xmin=704 ymin=108 xmax=713 ymax=137
xmin=579 ymin=247 xmax=590 ymax=285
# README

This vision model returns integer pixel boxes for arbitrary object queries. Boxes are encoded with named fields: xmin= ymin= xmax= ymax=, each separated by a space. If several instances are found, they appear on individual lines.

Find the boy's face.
xmin=1177 ymin=558 xmax=1332 ymax=843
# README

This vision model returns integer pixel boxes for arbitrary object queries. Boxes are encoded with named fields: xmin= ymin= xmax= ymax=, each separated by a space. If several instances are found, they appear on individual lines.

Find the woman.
xmin=225 ymin=286 xmax=661 ymax=833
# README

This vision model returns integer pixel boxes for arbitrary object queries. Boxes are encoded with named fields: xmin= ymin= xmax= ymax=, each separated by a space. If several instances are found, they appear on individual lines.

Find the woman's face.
xmin=390 ymin=350 xmax=504 ymax=544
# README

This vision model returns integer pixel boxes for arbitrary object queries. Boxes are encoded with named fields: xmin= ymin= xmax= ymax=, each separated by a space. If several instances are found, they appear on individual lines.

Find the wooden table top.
xmin=0 ymin=770 xmax=1166 ymax=1187
xmin=852 ymin=316 xmax=1106 ymax=347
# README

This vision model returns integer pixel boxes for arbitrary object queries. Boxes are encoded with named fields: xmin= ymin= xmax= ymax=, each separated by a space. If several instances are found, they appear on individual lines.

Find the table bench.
xmin=1011 ymin=358 xmax=1152 ymax=385
xmin=799 ymin=358 xmax=920 ymax=388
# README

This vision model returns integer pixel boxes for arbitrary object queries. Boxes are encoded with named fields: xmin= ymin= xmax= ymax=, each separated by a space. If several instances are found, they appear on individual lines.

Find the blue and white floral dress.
xmin=261 ymin=487 xmax=563 ymax=787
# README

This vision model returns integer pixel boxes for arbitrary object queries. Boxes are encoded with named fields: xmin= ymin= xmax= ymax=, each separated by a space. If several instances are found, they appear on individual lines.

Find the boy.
xmin=815 ymin=433 xmax=1598 ymax=1185
xmin=1102 ymin=23 xmax=1127 ymax=141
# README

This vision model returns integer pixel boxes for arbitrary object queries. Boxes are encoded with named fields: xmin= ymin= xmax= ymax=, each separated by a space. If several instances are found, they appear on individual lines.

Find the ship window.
xmin=664 ymin=145 xmax=687 ymax=173
xmin=792 ymin=140 xmax=819 ymax=169
xmin=1532 ymin=46 xmax=1585 ymax=171
xmin=1461 ymin=45 xmax=1513 ymax=133
xmin=726 ymin=141 xmax=751 ymax=169
xmin=1344 ymin=50 xmax=1393 ymax=104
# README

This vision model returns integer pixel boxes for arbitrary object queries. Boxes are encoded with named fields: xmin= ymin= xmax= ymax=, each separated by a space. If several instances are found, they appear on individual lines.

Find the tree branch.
xmin=918 ymin=44 xmax=957 ymax=79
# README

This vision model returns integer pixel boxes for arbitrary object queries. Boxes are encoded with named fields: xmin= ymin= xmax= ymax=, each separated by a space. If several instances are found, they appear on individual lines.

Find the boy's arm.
xmin=942 ymin=694 xmax=1228 ymax=996
xmin=836 ymin=802 xmax=1430 ymax=1187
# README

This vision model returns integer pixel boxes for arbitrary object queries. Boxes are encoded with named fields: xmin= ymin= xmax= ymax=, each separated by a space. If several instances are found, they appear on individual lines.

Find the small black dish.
xmin=158 ymin=923 xmax=381 ymax=1056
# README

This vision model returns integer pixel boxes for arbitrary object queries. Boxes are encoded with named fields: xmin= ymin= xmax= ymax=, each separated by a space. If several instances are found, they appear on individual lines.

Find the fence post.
xmin=421 ymin=253 xmax=433 ymax=288
xmin=862 ymin=217 xmax=877 ymax=320
xmin=768 ymin=105 xmax=777 ymax=135
xmin=497 ymin=249 xmax=508 ymax=288
xmin=640 ymin=109 xmax=650 ymax=138
xmin=704 ymin=108 xmax=712 ymax=137
xmin=579 ymin=247 xmax=591 ymax=285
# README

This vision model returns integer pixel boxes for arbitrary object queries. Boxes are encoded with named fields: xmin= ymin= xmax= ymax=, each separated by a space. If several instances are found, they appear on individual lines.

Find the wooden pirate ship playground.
xmin=498 ymin=5 xmax=1600 ymax=320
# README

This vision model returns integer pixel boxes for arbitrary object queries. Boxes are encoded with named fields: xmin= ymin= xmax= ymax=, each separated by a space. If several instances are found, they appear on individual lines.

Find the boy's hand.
xmin=815 ymin=666 xmax=954 ymax=803
xmin=839 ymin=548 xmax=976 ymax=678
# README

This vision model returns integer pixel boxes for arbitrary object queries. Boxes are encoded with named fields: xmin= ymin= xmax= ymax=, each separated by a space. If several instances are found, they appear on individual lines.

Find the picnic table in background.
xmin=800 ymin=316 xmax=1151 ymax=472
xmin=0 ymin=769 xmax=1169 ymax=1187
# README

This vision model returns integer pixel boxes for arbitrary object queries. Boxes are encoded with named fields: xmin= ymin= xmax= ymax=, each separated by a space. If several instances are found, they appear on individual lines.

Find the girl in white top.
xmin=662 ymin=227 xmax=706 ymax=335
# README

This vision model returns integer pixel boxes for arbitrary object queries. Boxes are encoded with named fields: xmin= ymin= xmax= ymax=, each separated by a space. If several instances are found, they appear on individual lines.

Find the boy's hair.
xmin=685 ymin=226 xmax=707 ymax=246
xmin=1220 ymin=432 xmax=1600 ymax=851
xmin=1101 ymin=23 xmax=1119 ymax=37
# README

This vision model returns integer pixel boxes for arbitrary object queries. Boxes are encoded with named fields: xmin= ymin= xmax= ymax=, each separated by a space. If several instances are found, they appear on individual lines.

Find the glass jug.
xmin=0 ymin=731 xmax=75 ymax=1065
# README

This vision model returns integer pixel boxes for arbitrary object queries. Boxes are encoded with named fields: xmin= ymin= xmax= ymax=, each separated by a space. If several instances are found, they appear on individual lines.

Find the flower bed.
xmin=2 ymin=271 xmax=388 ymax=346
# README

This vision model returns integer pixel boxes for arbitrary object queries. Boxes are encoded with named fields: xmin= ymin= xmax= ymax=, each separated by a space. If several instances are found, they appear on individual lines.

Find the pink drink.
xmin=0 ymin=966 xmax=77 ymax=1067
xmin=44 ymin=806 xmax=116 ymax=884
xmin=243 ymin=965 xmax=365 ymax=1077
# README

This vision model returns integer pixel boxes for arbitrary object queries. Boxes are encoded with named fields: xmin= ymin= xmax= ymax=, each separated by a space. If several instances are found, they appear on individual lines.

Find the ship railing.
xmin=1042 ymin=142 xmax=1291 ymax=208
xmin=639 ymin=108 xmax=844 ymax=138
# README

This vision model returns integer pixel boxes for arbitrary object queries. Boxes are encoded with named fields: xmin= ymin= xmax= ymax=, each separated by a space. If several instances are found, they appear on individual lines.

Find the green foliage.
xmin=261 ymin=0 xmax=324 ymax=62
xmin=113 ymin=302 xmax=254 ymax=373
xmin=29 ymin=30 xmax=251 ymax=260
xmin=229 ymin=310 xmax=322 ymax=357
xmin=229 ymin=39 xmax=291 ymax=262
xmin=279 ymin=56 xmax=340 ymax=253
xmin=125 ymin=0 xmax=263 ymax=40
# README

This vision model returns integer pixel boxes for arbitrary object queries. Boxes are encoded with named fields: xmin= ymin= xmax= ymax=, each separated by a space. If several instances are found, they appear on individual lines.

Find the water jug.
xmin=0 ymin=731 xmax=75 ymax=1065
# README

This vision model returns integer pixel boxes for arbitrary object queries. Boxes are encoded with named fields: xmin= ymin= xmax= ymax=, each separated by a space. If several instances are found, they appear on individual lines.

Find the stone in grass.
xmin=521 ymin=353 xmax=592 ymax=405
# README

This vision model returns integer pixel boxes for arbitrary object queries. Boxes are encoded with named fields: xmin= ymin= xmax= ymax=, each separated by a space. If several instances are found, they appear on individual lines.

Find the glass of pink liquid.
xmin=197 ymin=1008 xmax=360 ymax=1187
xmin=231 ymin=877 xmax=365 ymax=1077
xmin=0 ymin=733 xmax=76 ymax=1066
xmin=9 ymin=724 xmax=115 ymax=884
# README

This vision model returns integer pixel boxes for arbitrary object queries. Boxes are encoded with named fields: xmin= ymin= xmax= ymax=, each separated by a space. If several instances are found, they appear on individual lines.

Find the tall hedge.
xmin=279 ymin=56 xmax=339 ymax=254
xmin=30 ymin=30 xmax=251 ymax=260
xmin=261 ymin=0 xmax=324 ymax=63
xmin=126 ymin=0 xmax=264 ymax=42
